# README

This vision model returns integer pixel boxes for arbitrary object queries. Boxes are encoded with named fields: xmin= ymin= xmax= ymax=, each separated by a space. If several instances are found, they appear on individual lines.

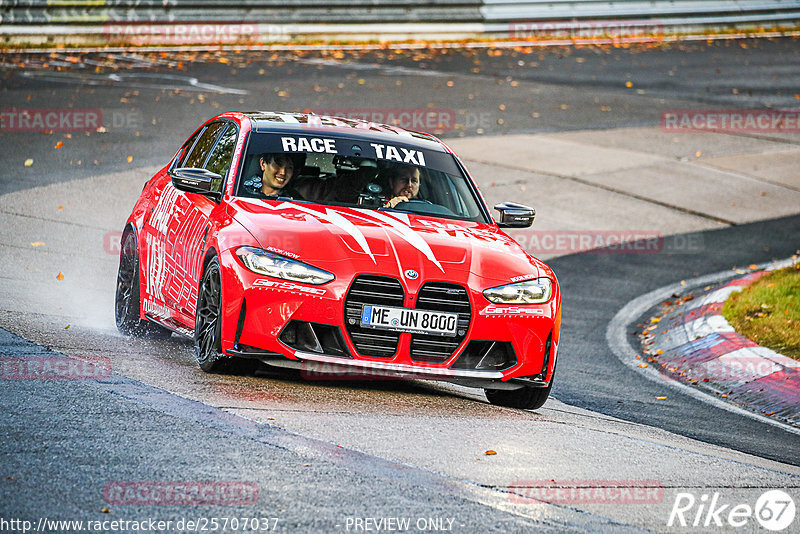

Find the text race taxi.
xmin=115 ymin=112 xmax=561 ymax=409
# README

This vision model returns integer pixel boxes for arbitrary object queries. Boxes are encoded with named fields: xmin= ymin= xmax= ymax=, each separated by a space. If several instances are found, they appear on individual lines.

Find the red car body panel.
xmin=123 ymin=112 xmax=561 ymax=387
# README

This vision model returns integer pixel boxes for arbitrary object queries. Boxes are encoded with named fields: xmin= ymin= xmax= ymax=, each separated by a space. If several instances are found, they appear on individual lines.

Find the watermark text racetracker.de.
xmin=305 ymin=108 xmax=501 ymax=134
xmin=508 ymin=19 xmax=664 ymax=42
xmin=1 ymin=356 xmax=112 ymax=380
xmin=0 ymin=516 xmax=280 ymax=533
xmin=103 ymin=22 xmax=289 ymax=45
xmin=107 ymin=230 xmax=704 ymax=258
xmin=300 ymin=360 xmax=457 ymax=381
xmin=661 ymin=109 xmax=800 ymax=133
xmin=1 ymin=108 xmax=144 ymax=133
xmin=508 ymin=230 xmax=704 ymax=255
xmin=103 ymin=481 xmax=259 ymax=506
xmin=509 ymin=480 xmax=664 ymax=505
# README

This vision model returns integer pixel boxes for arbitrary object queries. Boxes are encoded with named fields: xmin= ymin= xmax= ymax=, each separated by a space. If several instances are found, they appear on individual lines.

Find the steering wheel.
xmin=390 ymin=198 xmax=457 ymax=217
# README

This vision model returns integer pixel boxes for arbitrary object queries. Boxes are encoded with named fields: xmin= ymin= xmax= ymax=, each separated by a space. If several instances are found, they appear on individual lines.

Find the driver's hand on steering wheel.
xmin=384 ymin=195 xmax=409 ymax=208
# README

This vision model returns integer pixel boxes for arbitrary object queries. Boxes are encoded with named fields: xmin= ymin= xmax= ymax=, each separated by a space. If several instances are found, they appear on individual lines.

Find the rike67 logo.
xmin=668 ymin=490 xmax=795 ymax=531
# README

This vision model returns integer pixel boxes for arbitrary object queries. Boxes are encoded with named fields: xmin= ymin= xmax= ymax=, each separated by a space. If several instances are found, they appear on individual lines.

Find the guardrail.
xmin=0 ymin=1 xmax=483 ymax=24
xmin=1 ymin=0 xmax=799 ymax=46
xmin=482 ymin=0 xmax=800 ymax=20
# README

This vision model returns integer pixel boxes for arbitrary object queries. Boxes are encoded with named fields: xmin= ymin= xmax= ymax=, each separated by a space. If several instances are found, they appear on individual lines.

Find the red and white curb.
xmin=642 ymin=268 xmax=799 ymax=427
xmin=606 ymin=258 xmax=800 ymax=434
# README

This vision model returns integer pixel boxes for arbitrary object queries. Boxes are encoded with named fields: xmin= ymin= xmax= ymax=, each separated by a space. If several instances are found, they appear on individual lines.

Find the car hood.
xmin=227 ymin=198 xmax=547 ymax=285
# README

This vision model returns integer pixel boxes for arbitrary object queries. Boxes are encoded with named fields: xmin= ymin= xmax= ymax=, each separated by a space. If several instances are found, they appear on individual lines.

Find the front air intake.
xmin=451 ymin=341 xmax=517 ymax=371
xmin=411 ymin=282 xmax=471 ymax=363
xmin=344 ymin=275 xmax=405 ymax=358
xmin=278 ymin=321 xmax=351 ymax=357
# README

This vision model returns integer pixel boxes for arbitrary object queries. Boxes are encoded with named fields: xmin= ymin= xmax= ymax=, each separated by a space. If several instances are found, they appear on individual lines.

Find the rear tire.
xmin=115 ymin=231 xmax=171 ymax=338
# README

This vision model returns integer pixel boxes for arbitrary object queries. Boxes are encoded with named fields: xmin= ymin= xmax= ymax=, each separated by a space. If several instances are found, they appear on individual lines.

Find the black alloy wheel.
xmin=195 ymin=256 xmax=259 ymax=374
xmin=195 ymin=257 xmax=229 ymax=372
xmin=115 ymin=231 xmax=171 ymax=338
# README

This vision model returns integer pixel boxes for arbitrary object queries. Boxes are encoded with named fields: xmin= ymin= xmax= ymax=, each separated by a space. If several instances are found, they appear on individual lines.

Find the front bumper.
xmin=228 ymin=349 xmax=550 ymax=390
xmin=220 ymin=251 xmax=560 ymax=386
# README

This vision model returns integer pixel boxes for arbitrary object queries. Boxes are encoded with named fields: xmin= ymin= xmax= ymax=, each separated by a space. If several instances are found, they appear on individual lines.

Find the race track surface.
xmin=1 ymin=38 xmax=799 ymax=532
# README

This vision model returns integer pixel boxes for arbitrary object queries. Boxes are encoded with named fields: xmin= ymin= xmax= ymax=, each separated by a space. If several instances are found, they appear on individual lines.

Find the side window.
xmin=203 ymin=124 xmax=238 ymax=193
xmin=175 ymin=129 xmax=203 ymax=168
xmin=183 ymin=122 xmax=226 ymax=169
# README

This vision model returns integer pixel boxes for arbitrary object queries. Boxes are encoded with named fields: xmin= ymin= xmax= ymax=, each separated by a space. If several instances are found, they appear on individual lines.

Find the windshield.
xmin=235 ymin=132 xmax=489 ymax=223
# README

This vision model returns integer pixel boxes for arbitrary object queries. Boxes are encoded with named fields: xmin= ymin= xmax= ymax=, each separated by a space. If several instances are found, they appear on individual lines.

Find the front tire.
xmin=195 ymin=257 xmax=230 ymax=373
xmin=485 ymin=336 xmax=555 ymax=410
xmin=115 ymin=231 xmax=171 ymax=338
xmin=484 ymin=384 xmax=552 ymax=410
xmin=194 ymin=257 xmax=259 ymax=375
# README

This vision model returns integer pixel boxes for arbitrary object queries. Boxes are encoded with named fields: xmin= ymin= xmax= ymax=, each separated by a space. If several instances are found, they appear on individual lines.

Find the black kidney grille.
xmin=344 ymin=275 xmax=405 ymax=358
xmin=411 ymin=282 xmax=471 ymax=363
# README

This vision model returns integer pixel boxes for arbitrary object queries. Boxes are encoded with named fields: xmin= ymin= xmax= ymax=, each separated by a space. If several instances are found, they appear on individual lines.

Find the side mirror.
xmin=494 ymin=202 xmax=535 ymax=228
xmin=170 ymin=168 xmax=222 ymax=200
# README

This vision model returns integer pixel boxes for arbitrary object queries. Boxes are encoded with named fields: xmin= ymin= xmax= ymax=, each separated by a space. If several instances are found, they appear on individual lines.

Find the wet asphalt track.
xmin=0 ymin=330 xmax=611 ymax=533
xmin=1 ymin=37 xmax=799 ymax=531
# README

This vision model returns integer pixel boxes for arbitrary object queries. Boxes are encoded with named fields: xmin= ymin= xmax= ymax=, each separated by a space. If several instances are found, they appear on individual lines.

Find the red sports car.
xmin=115 ymin=111 xmax=561 ymax=409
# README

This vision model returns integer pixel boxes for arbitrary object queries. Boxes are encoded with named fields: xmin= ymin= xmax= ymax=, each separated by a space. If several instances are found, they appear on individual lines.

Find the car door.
xmin=143 ymin=121 xmax=227 ymax=324
xmin=172 ymin=121 xmax=239 ymax=320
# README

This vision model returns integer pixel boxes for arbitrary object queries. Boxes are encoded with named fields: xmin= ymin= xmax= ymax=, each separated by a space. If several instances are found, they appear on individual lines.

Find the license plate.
xmin=360 ymin=305 xmax=458 ymax=337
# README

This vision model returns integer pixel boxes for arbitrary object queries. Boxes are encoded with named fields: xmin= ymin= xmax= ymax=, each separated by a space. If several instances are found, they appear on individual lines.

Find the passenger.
xmin=384 ymin=165 xmax=421 ymax=208
xmin=246 ymin=153 xmax=377 ymax=203
xmin=258 ymin=154 xmax=298 ymax=197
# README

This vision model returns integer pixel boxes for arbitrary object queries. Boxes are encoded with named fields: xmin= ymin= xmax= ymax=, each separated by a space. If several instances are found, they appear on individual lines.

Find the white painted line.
xmin=683 ymin=285 xmax=743 ymax=311
xmin=18 ymin=70 xmax=249 ymax=95
xmin=655 ymin=315 xmax=735 ymax=352
xmin=296 ymin=58 xmax=446 ymax=77
xmin=684 ymin=314 xmax=735 ymax=339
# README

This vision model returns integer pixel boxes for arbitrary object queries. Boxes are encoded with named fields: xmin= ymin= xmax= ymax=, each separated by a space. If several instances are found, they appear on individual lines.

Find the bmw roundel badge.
xmin=404 ymin=269 xmax=419 ymax=279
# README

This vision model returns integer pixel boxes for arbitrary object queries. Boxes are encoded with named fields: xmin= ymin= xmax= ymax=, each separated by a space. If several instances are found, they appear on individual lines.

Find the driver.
xmin=384 ymin=165 xmax=421 ymax=208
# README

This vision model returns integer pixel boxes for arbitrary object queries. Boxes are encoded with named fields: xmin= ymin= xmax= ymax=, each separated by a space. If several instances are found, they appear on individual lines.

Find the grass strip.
xmin=723 ymin=264 xmax=800 ymax=360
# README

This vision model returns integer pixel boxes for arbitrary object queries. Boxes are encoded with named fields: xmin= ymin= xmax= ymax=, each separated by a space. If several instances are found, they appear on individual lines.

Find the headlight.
xmin=236 ymin=247 xmax=334 ymax=285
xmin=483 ymin=278 xmax=552 ymax=304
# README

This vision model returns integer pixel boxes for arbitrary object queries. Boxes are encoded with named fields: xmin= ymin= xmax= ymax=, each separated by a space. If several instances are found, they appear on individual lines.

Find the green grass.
xmin=722 ymin=264 xmax=800 ymax=360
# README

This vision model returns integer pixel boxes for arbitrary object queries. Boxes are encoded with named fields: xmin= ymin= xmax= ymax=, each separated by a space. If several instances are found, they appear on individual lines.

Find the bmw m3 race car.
xmin=115 ymin=111 xmax=561 ymax=409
